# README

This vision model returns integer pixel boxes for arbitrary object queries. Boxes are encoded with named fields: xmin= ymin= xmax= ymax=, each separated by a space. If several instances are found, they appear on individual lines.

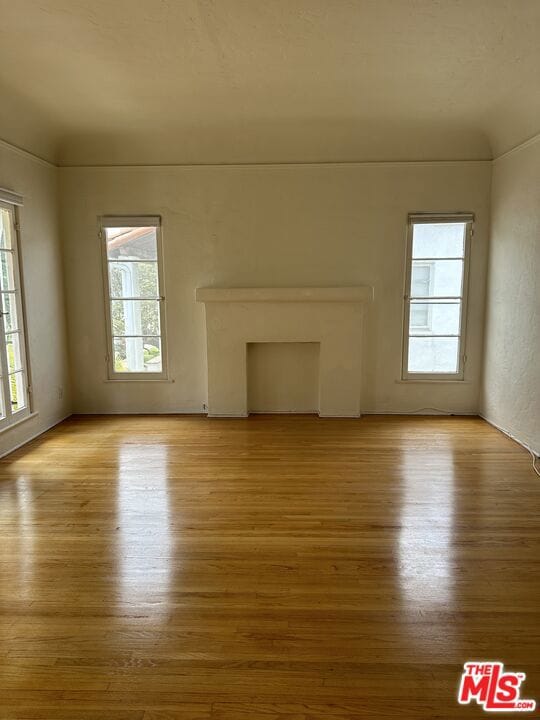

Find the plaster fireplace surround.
xmin=196 ymin=287 xmax=373 ymax=417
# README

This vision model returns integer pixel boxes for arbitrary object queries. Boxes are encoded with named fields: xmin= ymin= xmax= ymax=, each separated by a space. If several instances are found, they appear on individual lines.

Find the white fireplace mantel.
xmin=196 ymin=287 xmax=373 ymax=417
xmin=196 ymin=286 xmax=373 ymax=304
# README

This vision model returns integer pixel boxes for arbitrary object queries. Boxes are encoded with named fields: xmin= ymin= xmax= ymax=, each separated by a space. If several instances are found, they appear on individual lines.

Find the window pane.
xmin=2 ymin=292 xmax=18 ymax=331
xmin=0 ymin=250 xmax=16 ymax=291
xmin=106 ymin=227 xmax=157 ymax=261
xmin=9 ymin=371 xmax=26 ymax=412
xmin=108 ymin=262 xmax=159 ymax=298
xmin=409 ymin=301 xmax=461 ymax=335
xmin=113 ymin=336 xmax=162 ymax=373
xmin=411 ymin=264 xmax=432 ymax=298
xmin=0 ymin=380 xmax=5 ymax=418
xmin=0 ymin=208 xmax=13 ymax=249
xmin=6 ymin=332 xmax=23 ymax=373
xmin=411 ymin=259 xmax=463 ymax=297
xmin=412 ymin=223 xmax=465 ymax=259
xmin=410 ymin=303 xmax=430 ymax=330
xmin=408 ymin=337 xmax=459 ymax=373
xmin=111 ymin=300 xmax=161 ymax=336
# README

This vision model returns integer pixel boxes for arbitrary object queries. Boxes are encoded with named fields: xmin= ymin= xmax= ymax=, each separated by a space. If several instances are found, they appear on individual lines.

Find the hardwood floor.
xmin=0 ymin=414 xmax=539 ymax=719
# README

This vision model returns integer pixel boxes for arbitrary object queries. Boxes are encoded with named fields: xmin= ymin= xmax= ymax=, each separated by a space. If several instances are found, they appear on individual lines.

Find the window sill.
xmin=0 ymin=410 xmax=38 ymax=434
xmin=104 ymin=377 xmax=174 ymax=383
xmin=396 ymin=379 xmax=470 ymax=384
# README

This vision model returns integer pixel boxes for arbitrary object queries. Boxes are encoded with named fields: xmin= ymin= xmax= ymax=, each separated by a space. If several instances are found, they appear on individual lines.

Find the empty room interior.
xmin=0 ymin=1 xmax=539 ymax=718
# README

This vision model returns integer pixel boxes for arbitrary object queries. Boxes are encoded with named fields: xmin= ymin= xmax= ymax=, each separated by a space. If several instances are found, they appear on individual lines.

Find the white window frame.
xmin=0 ymin=195 xmax=32 ymax=430
xmin=402 ymin=212 xmax=473 ymax=381
xmin=100 ymin=216 xmax=168 ymax=381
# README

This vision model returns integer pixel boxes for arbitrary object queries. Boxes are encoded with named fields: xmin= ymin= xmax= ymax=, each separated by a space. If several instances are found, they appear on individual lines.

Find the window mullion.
xmin=409 ymin=334 xmax=461 ymax=338
xmin=112 ymin=335 xmax=162 ymax=339
xmin=412 ymin=256 xmax=465 ymax=261
xmin=409 ymin=295 xmax=463 ymax=301
xmin=110 ymin=296 xmax=162 ymax=301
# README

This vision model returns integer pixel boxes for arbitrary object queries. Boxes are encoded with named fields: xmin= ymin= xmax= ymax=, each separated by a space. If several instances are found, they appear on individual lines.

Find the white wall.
xmin=0 ymin=143 xmax=71 ymax=456
xmin=482 ymin=141 xmax=540 ymax=454
xmin=60 ymin=161 xmax=490 ymax=415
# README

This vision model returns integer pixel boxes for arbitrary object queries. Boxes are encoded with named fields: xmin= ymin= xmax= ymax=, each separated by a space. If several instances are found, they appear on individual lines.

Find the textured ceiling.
xmin=0 ymin=0 xmax=539 ymax=165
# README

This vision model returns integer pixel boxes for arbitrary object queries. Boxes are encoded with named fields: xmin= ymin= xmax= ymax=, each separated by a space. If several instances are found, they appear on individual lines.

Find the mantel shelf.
xmin=196 ymin=287 xmax=373 ymax=303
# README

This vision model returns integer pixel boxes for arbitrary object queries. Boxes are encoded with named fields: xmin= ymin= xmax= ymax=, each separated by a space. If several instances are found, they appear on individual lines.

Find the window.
xmin=0 ymin=198 xmax=31 ymax=428
xmin=100 ymin=216 xmax=167 ymax=379
xmin=402 ymin=213 xmax=473 ymax=380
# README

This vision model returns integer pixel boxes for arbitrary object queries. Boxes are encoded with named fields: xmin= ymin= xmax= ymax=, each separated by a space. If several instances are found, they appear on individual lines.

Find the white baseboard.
xmin=209 ymin=411 xmax=360 ymax=418
xmin=207 ymin=412 xmax=249 ymax=418
xmin=360 ymin=409 xmax=478 ymax=416
xmin=479 ymin=414 xmax=539 ymax=458
xmin=0 ymin=413 xmax=72 ymax=459
xmin=248 ymin=410 xmax=318 ymax=415
xmin=206 ymin=410 xmax=475 ymax=418
xmin=318 ymin=412 xmax=361 ymax=418
xmin=74 ymin=409 xmax=476 ymax=418
xmin=72 ymin=409 xmax=206 ymax=415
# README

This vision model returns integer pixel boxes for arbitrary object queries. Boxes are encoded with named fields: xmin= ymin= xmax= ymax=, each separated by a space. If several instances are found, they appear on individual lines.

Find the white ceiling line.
xmin=2 ymin=131 xmax=539 ymax=170
xmin=492 ymin=131 xmax=540 ymax=163
xmin=1 ymin=136 xmax=493 ymax=169
xmin=0 ymin=137 xmax=56 ymax=169
xmin=56 ymin=158 xmax=492 ymax=170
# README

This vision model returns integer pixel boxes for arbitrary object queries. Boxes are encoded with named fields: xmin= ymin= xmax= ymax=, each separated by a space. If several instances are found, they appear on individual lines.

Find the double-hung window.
xmin=0 ymin=194 xmax=31 ymax=428
xmin=101 ymin=216 xmax=167 ymax=380
xmin=402 ymin=213 xmax=473 ymax=380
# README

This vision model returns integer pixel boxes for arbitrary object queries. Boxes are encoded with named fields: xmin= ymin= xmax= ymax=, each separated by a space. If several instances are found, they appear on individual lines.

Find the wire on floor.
xmin=530 ymin=450 xmax=540 ymax=478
